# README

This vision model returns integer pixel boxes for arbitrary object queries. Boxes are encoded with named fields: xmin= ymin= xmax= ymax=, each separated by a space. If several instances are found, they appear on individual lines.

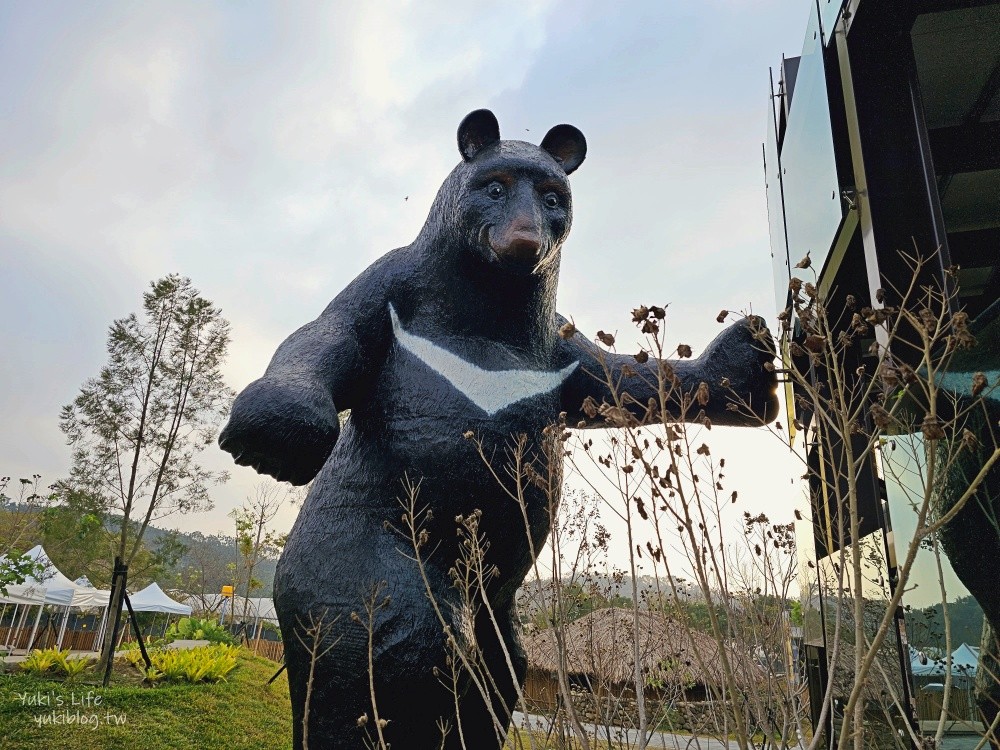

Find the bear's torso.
xmin=279 ymin=251 xmax=578 ymax=607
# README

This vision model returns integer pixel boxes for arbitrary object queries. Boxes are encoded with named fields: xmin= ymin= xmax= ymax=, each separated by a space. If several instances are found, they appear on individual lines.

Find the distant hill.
xmin=0 ymin=504 xmax=278 ymax=598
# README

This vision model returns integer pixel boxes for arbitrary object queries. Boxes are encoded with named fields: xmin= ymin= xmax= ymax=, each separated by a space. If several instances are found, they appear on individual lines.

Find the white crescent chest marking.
xmin=389 ymin=304 xmax=578 ymax=416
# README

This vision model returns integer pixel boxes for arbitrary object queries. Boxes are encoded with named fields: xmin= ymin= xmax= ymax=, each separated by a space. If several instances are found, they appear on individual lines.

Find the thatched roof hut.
xmin=524 ymin=607 xmax=728 ymax=692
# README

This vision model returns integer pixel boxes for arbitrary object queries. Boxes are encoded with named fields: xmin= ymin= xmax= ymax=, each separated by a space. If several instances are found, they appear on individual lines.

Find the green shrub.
xmin=59 ymin=655 xmax=94 ymax=683
xmin=164 ymin=616 xmax=235 ymax=645
xmin=122 ymin=644 xmax=146 ymax=668
xmin=140 ymin=664 xmax=165 ymax=684
xmin=20 ymin=647 xmax=96 ymax=683
xmin=127 ymin=644 xmax=240 ymax=684
xmin=19 ymin=647 xmax=66 ymax=676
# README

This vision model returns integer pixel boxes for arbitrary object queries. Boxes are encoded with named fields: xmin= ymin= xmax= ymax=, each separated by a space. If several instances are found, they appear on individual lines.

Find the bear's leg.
xmin=442 ymin=603 xmax=526 ymax=750
xmin=279 ymin=605 xmax=374 ymax=750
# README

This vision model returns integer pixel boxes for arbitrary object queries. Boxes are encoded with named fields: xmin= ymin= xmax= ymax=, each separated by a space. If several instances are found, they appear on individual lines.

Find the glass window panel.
xmin=816 ymin=530 xmax=911 ymax=746
xmin=765 ymin=89 xmax=790 ymax=314
xmin=819 ymin=0 xmax=847 ymax=46
xmin=781 ymin=1 xmax=843 ymax=276
xmin=882 ymin=434 xmax=987 ymax=734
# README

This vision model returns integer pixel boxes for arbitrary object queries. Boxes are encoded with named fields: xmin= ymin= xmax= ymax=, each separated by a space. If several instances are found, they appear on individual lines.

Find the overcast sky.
xmin=1 ymin=1 xmax=812 ymax=575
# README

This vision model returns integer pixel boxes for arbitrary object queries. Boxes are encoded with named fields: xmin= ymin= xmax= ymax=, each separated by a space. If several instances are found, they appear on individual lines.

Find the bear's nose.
xmin=493 ymin=212 xmax=542 ymax=263
xmin=502 ymin=230 xmax=541 ymax=262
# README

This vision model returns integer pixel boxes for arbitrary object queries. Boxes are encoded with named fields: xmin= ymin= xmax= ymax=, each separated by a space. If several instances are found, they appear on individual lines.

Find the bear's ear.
xmin=541 ymin=124 xmax=587 ymax=175
xmin=457 ymin=109 xmax=501 ymax=161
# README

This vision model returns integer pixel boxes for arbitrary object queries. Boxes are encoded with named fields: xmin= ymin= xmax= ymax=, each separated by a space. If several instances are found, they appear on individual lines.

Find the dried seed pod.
xmin=972 ymin=372 xmax=988 ymax=397
xmin=695 ymin=381 xmax=710 ymax=406
xmin=804 ymin=335 xmax=825 ymax=353
xmin=879 ymin=361 xmax=899 ymax=389
xmin=869 ymin=404 xmax=892 ymax=430
xmin=961 ymin=429 xmax=980 ymax=450
xmin=921 ymin=414 xmax=945 ymax=441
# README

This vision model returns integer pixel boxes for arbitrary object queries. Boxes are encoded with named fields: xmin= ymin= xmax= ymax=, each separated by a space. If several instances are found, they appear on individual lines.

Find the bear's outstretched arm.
xmin=558 ymin=315 xmax=779 ymax=429
xmin=219 ymin=273 xmax=391 ymax=485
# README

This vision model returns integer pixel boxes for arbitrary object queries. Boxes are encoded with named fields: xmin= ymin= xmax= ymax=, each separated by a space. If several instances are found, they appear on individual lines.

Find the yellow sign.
xmin=221 ymin=585 xmax=234 ymax=597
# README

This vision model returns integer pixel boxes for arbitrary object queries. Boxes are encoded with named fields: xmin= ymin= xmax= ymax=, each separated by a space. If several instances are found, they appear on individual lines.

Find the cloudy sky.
xmin=1 ymin=1 xmax=811 ymax=572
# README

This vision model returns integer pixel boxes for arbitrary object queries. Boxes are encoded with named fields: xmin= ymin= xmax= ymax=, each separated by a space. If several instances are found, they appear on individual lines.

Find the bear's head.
xmin=427 ymin=109 xmax=586 ymax=277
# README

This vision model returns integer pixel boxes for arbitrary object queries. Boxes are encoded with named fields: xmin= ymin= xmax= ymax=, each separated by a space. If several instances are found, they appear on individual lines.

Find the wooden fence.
xmin=2 ymin=624 xmax=284 ymax=664
xmin=249 ymin=639 xmax=284 ymax=663
xmin=0 ymin=626 xmax=98 ymax=652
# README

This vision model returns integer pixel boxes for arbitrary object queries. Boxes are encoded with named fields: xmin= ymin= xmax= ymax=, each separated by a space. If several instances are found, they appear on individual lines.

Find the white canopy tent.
xmin=2 ymin=546 xmax=111 ymax=650
xmin=910 ymin=643 xmax=980 ymax=678
xmin=128 ymin=583 xmax=192 ymax=615
xmin=189 ymin=594 xmax=278 ymax=623
xmin=0 ymin=548 xmax=61 ymax=651
xmin=186 ymin=594 xmax=278 ymax=640
xmin=0 ymin=579 xmax=48 ymax=607
xmin=1 ymin=547 xmax=74 ymax=607
xmin=1 ymin=556 xmax=45 ymax=652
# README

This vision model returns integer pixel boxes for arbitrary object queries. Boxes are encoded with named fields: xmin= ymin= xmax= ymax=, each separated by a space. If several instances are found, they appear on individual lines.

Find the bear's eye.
xmin=487 ymin=182 xmax=505 ymax=200
xmin=543 ymin=192 xmax=560 ymax=209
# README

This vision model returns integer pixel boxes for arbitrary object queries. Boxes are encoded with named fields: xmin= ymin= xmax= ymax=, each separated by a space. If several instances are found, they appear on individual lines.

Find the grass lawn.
xmin=0 ymin=650 xmax=292 ymax=750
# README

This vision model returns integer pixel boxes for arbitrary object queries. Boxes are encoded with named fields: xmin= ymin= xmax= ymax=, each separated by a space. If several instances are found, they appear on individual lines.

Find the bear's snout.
xmin=497 ymin=229 xmax=542 ymax=263
xmin=491 ymin=215 xmax=544 ymax=267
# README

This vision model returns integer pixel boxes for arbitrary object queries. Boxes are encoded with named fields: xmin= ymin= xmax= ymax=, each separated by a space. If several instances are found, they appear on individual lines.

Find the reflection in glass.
xmin=883 ymin=435 xmax=986 ymax=733
xmin=765 ymin=83 xmax=790 ymax=313
xmin=780 ymin=1 xmax=843 ymax=275
xmin=816 ymin=531 xmax=909 ymax=747
xmin=819 ymin=0 xmax=846 ymax=45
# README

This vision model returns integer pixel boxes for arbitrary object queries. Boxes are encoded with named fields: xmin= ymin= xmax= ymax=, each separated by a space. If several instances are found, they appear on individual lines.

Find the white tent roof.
xmin=0 ymin=546 xmax=72 ymax=606
xmin=128 ymin=582 xmax=192 ymax=615
xmin=951 ymin=643 xmax=979 ymax=672
xmin=910 ymin=643 xmax=979 ymax=677
xmin=0 ymin=547 xmax=50 ymax=605
xmin=20 ymin=545 xmax=109 ymax=608
xmin=0 ymin=579 xmax=49 ymax=606
xmin=187 ymin=594 xmax=277 ymax=622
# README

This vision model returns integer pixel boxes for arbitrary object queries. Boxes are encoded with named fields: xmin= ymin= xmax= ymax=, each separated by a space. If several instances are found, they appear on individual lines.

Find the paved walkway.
xmin=512 ymin=711 xmax=753 ymax=750
xmin=513 ymin=713 xmax=984 ymax=750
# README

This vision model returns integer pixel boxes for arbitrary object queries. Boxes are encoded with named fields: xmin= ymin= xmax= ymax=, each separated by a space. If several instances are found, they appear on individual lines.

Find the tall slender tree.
xmin=60 ymin=274 xmax=233 ymax=674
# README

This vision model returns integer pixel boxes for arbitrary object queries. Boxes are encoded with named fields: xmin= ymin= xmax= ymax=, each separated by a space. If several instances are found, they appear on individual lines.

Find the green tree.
xmin=36 ymin=486 xmax=107 ymax=580
xmin=230 ymin=482 xmax=291 ymax=624
xmin=0 ymin=476 xmax=55 ymax=595
xmin=59 ymin=275 xmax=233 ymax=675
xmin=171 ymin=531 xmax=236 ymax=614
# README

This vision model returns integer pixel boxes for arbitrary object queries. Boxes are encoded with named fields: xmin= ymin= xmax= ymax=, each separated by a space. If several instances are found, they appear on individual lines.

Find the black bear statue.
xmin=219 ymin=109 xmax=779 ymax=750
